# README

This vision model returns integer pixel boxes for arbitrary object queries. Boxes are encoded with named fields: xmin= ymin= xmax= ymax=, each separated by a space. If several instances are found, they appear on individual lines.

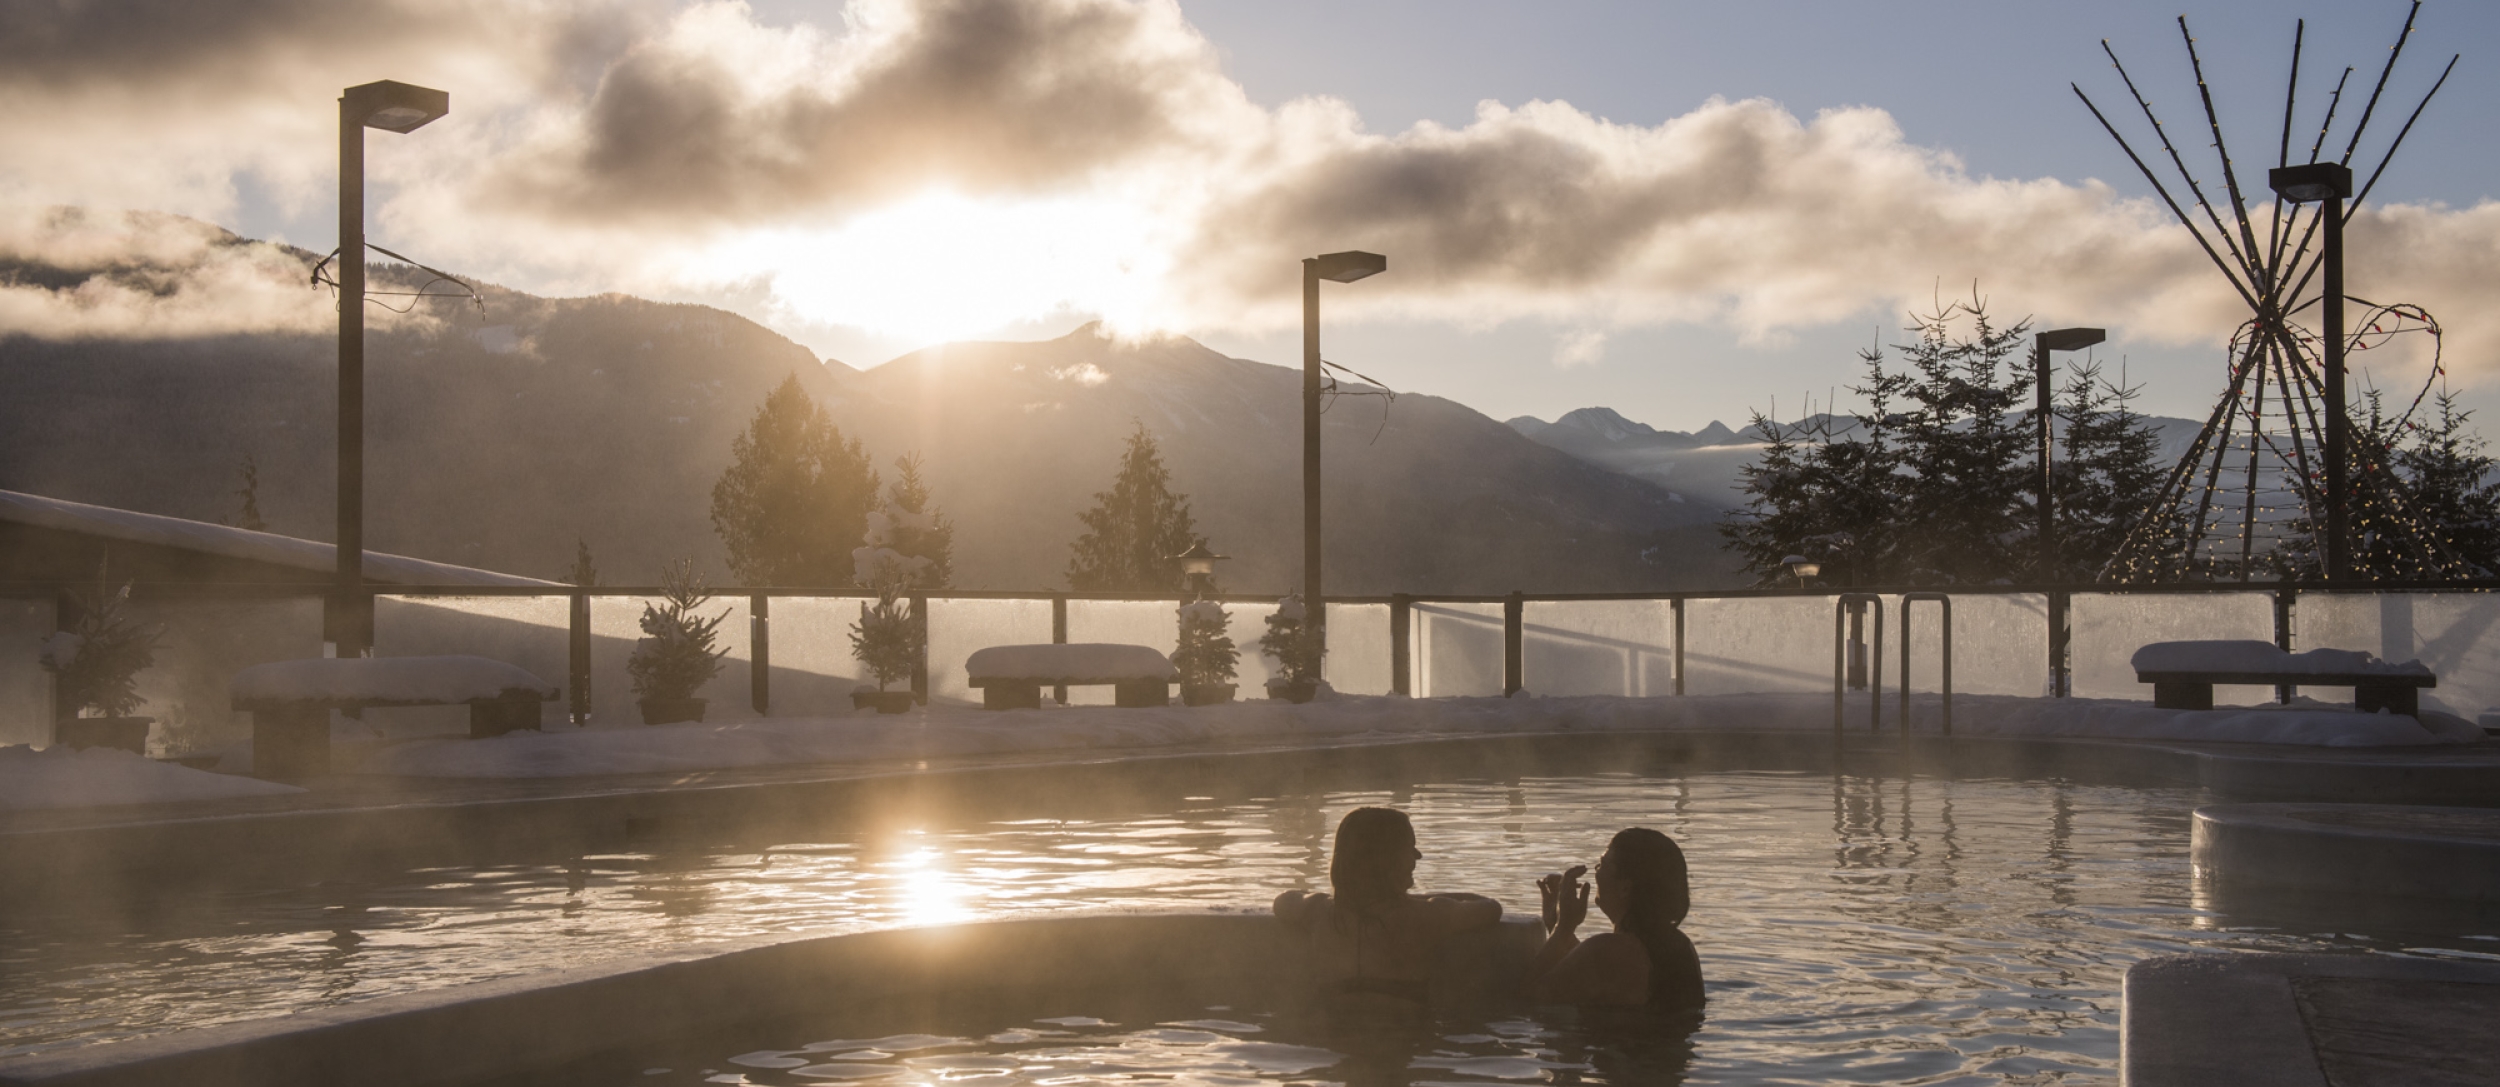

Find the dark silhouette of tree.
xmin=2049 ymin=362 xmax=2167 ymax=580
xmin=566 ymin=539 xmax=600 ymax=587
xmin=711 ymin=374 xmax=879 ymax=586
xmin=2391 ymin=392 xmax=2500 ymax=575
xmin=224 ymin=453 xmax=266 ymax=532
xmin=1067 ymin=423 xmax=1197 ymax=592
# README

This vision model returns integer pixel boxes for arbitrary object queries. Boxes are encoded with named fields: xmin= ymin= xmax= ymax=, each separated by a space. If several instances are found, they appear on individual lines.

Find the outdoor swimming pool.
xmin=6 ymin=750 xmax=2495 ymax=1083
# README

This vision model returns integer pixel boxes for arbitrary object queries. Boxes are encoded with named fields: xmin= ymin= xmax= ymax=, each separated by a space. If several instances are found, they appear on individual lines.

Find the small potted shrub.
xmin=849 ymin=543 xmax=930 ymax=713
xmin=1174 ymin=599 xmax=1238 ymax=706
xmin=41 ymin=565 xmax=163 ymax=752
xmin=1257 ymin=595 xmax=1324 ymax=703
xmin=627 ymin=560 xmax=727 ymax=725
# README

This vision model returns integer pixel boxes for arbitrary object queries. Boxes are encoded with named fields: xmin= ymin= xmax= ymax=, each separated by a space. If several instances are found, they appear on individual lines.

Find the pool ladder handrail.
xmin=1899 ymin=592 xmax=1953 ymax=736
xmin=1832 ymin=594 xmax=1883 ymax=734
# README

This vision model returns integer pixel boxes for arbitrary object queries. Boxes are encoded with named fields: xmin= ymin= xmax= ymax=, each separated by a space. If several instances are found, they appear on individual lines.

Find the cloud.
xmin=0 ymin=0 xmax=2495 ymax=378
xmin=0 ymin=207 xmax=337 ymax=339
xmin=1553 ymin=329 xmax=1607 ymax=369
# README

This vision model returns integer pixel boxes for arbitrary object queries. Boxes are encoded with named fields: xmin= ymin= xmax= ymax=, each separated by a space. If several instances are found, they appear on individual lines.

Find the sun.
xmin=698 ymin=189 xmax=1168 ymax=345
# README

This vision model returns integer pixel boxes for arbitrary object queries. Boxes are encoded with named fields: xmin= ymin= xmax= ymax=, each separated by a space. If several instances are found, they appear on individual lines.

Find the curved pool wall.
xmin=2194 ymin=803 xmax=2500 ymax=902
xmin=0 ymin=913 xmax=1540 ymax=1087
xmin=9 ymin=728 xmax=2498 ymax=910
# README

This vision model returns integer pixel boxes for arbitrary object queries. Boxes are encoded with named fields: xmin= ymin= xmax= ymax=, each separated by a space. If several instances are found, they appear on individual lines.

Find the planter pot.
xmin=58 ymin=716 xmax=151 ymax=753
xmin=638 ymin=697 xmax=707 ymax=726
xmin=1266 ymin=681 xmax=1319 ymax=704
xmin=852 ymin=689 xmax=916 ymax=714
xmin=1182 ymin=683 xmax=1237 ymax=707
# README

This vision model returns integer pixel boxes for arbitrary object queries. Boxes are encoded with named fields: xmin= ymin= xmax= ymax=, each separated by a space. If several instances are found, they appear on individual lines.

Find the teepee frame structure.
xmin=2076 ymin=4 xmax=2468 ymax=583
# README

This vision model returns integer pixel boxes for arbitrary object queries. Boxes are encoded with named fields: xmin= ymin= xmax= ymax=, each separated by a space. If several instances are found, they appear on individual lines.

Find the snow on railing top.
xmin=0 ymin=488 xmax=559 ymax=588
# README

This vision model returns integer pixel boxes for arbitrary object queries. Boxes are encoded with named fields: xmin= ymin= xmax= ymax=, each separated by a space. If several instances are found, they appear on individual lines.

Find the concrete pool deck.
xmin=2123 ymin=952 xmax=2500 ymax=1087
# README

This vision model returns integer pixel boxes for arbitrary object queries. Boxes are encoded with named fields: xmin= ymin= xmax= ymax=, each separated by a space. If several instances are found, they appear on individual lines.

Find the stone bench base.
xmin=974 ymin=679 xmax=1170 ymax=710
xmin=235 ymin=696 xmax=547 ymax=782
xmin=2139 ymin=670 xmax=2432 ymax=716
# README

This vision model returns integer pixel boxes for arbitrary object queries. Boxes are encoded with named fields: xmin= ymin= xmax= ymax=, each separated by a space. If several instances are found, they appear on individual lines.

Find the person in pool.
xmin=1524 ymin=827 xmax=1705 ymax=1008
xmin=1272 ymin=807 xmax=1505 ymax=1002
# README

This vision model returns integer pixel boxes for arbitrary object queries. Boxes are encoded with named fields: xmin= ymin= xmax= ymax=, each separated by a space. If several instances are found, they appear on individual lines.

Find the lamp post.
xmin=1301 ymin=250 xmax=1385 ymax=655
xmin=2269 ymin=162 xmax=2355 ymax=583
xmin=1173 ymin=538 xmax=1229 ymax=603
xmin=335 ymin=80 xmax=448 ymax=657
xmin=2032 ymin=327 xmax=2105 ymax=581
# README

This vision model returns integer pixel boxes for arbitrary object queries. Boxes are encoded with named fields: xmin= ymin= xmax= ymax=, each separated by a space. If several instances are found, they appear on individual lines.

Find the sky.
xmin=2 ymin=0 xmax=2495 ymax=433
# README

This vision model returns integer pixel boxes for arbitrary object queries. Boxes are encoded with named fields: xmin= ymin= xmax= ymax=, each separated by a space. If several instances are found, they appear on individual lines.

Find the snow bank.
xmin=964 ymin=644 xmax=1177 ymax=682
xmin=2130 ymin=640 xmax=2433 ymax=676
xmin=231 ymin=656 xmax=558 ymax=704
xmin=358 ymin=690 xmax=2478 ymax=780
xmin=0 ymin=745 xmax=302 ymax=810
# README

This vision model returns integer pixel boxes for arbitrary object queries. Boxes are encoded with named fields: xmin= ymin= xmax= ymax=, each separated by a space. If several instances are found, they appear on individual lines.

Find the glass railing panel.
xmin=1414 ymin=602 xmax=1505 ymax=698
xmin=2295 ymin=591 xmax=2500 ymax=720
xmin=2068 ymin=592 xmax=2274 ymax=702
xmin=128 ymin=594 xmax=324 ymax=754
xmin=1324 ymin=603 xmax=1391 ymax=696
xmin=927 ymin=597 xmax=1054 ymax=706
xmin=0 ymin=595 xmax=52 ymax=748
xmin=372 ymin=594 xmax=574 ymax=735
xmin=760 ymin=595 xmax=875 ymax=715
xmin=1064 ymin=599 xmax=1180 ymax=705
xmin=1520 ymin=601 xmax=1674 ymax=697
xmin=1681 ymin=596 xmax=1833 ymax=695
xmin=1892 ymin=593 xmax=2049 ymax=698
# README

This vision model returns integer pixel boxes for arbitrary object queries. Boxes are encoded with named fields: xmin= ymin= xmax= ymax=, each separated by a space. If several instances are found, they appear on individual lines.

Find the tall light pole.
xmin=1301 ymin=250 xmax=1385 ymax=653
xmin=2269 ymin=162 xmax=2354 ymax=582
xmin=336 ymin=80 xmax=449 ymax=657
xmin=2033 ymin=327 xmax=2104 ymax=581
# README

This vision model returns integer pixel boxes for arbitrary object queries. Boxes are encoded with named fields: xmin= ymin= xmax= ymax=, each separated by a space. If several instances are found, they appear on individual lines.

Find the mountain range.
xmin=0 ymin=218 xmax=1739 ymax=593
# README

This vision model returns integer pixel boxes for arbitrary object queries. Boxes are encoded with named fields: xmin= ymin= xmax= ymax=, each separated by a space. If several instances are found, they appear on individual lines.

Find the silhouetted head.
xmin=1329 ymin=807 xmax=1420 ymax=916
xmin=1594 ymin=827 xmax=1689 ymax=928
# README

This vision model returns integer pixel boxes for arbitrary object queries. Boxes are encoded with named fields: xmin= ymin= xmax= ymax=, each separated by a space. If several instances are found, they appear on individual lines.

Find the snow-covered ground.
xmin=0 ymin=744 xmax=304 ymax=811
xmin=351 ymin=690 xmax=2487 ymax=780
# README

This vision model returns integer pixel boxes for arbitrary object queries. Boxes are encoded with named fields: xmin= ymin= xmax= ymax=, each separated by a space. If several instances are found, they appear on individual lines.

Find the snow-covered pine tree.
xmin=40 ymin=562 xmax=161 ymax=718
xmin=1257 ymin=595 xmax=1323 ymax=688
xmin=879 ymin=453 xmax=954 ymax=589
xmin=626 ymin=560 xmax=728 ymax=703
xmin=1066 ymin=423 xmax=1198 ymax=592
xmin=848 ymin=596 xmax=923 ymax=691
xmin=711 ymin=374 xmax=880 ymax=587
xmin=1173 ymin=600 xmax=1238 ymax=688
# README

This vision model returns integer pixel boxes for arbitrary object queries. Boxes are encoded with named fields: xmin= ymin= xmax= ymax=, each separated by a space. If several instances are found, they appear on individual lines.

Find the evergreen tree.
xmin=626 ymin=559 xmax=728 ymax=702
xmin=2050 ymin=362 xmax=2169 ymax=580
xmin=40 ymin=562 xmax=162 ymax=718
xmin=849 ymin=595 xmax=925 ymax=691
xmin=1892 ymin=299 xmax=2032 ymax=584
xmin=1257 ymin=595 xmax=1323 ymax=686
xmin=1066 ymin=423 xmax=1198 ymax=592
xmin=1173 ymin=600 xmax=1239 ymax=688
xmin=2392 ymin=392 xmax=2500 ymax=574
xmin=877 ymin=453 xmax=955 ymax=589
xmin=566 ymin=539 xmax=600 ymax=587
xmin=711 ymin=374 xmax=880 ymax=587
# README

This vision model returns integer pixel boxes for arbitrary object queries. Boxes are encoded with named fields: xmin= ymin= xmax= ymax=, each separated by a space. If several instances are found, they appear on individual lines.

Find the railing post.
xmin=1901 ymin=592 xmax=1953 ymax=736
xmin=1051 ymin=593 xmax=1069 ymax=705
xmin=2048 ymin=588 xmax=2071 ymax=698
xmin=1833 ymin=594 xmax=1884 ymax=734
xmin=1503 ymin=591 xmax=1525 ymax=696
xmin=2273 ymin=583 xmax=2296 ymax=704
xmin=749 ymin=594 xmax=770 ymax=715
xmin=1390 ymin=594 xmax=1412 ymax=697
xmin=908 ymin=593 xmax=928 ymax=706
xmin=568 ymin=591 xmax=591 ymax=726
xmin=1672 ymin=597 xmax=1686 ymax=696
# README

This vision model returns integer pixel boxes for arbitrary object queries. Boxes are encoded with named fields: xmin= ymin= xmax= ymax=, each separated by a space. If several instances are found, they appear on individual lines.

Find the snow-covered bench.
xmin=231 ymin=656 xmax=560 ymax=780
xmin=2131 ymin=640 xmax=2435 ymax=716
xmin=966 ymin=644 xmax=1177 ymax=710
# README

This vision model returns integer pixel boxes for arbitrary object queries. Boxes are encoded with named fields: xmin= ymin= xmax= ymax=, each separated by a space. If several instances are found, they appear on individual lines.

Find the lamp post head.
xmin=1173 ymin=539 xmax=1229 ymax=579
xmin=2037 ymin=327 xmax=2105 ymax=353
xmin=345 ymin=80 xmax=450 ymax=133
xmin=1782 ymin=555 xmax=1821 ymax=584
xmin=2268 ymin=162 xmax=2352 ymax=203
xmin=1307 ymin=250 xmax=1387 ymax=284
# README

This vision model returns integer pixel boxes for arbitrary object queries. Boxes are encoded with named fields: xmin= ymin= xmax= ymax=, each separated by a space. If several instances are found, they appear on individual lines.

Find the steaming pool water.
xmin=7 ymin=749 xmax=2498 ymax=1084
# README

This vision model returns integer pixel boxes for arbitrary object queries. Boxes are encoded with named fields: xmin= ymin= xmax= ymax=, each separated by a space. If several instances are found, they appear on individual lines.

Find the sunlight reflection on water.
xmin=2 ymin=769 xmax=2491 ymax=1082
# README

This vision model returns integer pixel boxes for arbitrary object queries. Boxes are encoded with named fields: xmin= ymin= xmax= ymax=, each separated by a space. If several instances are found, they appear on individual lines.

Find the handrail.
xmin=1900 ymin=592 xmax=1954 ymax=735
xmin=1833 ymin=594 xmax=1884 ymax=734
